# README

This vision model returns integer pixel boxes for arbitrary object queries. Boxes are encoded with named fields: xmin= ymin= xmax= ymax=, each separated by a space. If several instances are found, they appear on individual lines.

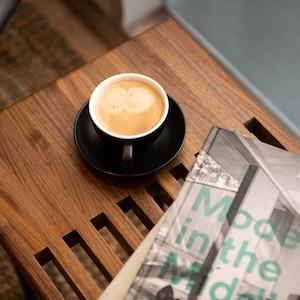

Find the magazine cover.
xmin=126 ymin=127 xmax=300 ymax=300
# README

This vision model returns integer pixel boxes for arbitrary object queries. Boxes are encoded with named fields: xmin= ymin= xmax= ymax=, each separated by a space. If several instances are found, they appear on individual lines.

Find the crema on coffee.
xmin=94 ymin=79 xmax=165 ymax=136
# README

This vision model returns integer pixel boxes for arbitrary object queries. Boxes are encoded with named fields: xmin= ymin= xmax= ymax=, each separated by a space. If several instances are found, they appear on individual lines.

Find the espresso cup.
xmin=89 ymin=73 xmax=169 ymax=167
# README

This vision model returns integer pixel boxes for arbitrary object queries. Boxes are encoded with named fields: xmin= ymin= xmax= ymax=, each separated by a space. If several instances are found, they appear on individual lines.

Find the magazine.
xmin=126 ymin=127 xmax=300 ymax=300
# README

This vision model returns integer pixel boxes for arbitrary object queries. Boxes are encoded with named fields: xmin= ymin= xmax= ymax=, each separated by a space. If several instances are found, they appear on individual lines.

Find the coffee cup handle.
xmin=122 ymin=142 xmax=133 ymax=168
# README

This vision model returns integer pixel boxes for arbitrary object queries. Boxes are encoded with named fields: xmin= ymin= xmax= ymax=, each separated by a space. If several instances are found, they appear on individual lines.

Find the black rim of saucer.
xmin=73 ymin=96 xmax=186 ymax=177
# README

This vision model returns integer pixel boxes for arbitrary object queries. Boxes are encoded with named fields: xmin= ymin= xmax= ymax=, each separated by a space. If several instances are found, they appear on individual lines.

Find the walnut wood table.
xmin=0 ymin=18 xmax=299 ymax=299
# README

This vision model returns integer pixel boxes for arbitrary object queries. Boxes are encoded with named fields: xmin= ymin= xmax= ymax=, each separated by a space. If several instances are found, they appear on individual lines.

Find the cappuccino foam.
xmin=95 ymin=79 xmax=165 ymax=136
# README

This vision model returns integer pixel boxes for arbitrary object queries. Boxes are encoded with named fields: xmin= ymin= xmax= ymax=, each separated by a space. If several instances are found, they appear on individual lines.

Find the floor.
xmin=25 ymin=0 xmax=169 ymax=64
xmin=23 ymin=0 xmax=111 ymax=63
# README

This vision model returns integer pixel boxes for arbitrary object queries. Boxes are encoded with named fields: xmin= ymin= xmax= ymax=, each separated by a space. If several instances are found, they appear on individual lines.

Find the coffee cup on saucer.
xmin=88 ymin=73 xmax=169 ymax=167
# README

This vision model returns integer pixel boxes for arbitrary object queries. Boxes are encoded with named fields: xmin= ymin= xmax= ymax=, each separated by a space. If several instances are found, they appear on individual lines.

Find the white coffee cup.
xmin=89 ymin=73 xmax=169 ymax=167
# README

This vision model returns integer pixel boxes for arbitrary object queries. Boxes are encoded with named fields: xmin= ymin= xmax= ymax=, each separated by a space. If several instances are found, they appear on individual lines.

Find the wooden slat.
xmin=50 ymin=240 xmax=101 ymax=299
xmin=77 ymin=221 xmax=124 ymax=280
xmin=0 ymin=216 xmax=64 ymax=300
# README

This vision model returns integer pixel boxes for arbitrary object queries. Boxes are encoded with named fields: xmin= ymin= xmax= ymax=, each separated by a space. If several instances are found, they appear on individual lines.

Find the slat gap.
xmin=169 ymin=162 xmax=189 ymax=184
xmin=144 ymin=179 xmax=173 ymax=210
xmin=118 ymin=196 xmax=154 ymax=231
xmin=35 ymin=247 xmax=78 ymax=299
xmin=244 ymin=117 xmax=286 ymax=149
xmin=91 ymin=213 xmax=131 ymax=262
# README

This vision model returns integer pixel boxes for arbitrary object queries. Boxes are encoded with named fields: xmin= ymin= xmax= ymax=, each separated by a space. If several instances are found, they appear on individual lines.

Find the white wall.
xmin=121 ymin=0 xmax=163 ymax=29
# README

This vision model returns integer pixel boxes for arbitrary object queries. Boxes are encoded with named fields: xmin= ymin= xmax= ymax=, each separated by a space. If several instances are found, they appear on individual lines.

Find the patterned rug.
xmin=0 ymin=246 xmax=24 ymax=299
xmin=0 ymin=2 xmax=85 ymax=299
xmin=0 ymin=1 xmax=84 ymax=110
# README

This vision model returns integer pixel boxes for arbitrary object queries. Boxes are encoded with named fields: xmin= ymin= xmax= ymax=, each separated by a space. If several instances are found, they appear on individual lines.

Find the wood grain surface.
xmin=0 ymin=18 xmax=299 ymax=299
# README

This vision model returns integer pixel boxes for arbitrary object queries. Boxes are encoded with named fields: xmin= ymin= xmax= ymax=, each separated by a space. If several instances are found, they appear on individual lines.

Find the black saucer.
xmin=74 ymin=96 xmax=186 ymax=177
